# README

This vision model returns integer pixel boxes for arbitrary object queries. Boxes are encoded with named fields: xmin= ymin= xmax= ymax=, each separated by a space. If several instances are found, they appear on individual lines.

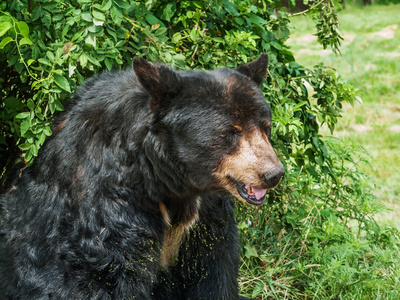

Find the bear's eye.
xmin=221 ymin=125 xmax=242 ymax=140
xmin=263 ymin=122 xmax=271 ymax=139
xmin=233 ymin=124 xmax=242 ymax=135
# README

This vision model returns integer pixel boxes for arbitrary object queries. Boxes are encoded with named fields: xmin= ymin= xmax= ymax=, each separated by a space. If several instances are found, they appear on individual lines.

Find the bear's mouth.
xmin=236 ymin=182 xmax=267 ymax=205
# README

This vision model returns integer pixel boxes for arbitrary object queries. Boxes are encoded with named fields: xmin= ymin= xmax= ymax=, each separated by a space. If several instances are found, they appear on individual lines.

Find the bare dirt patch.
xmin=370 ymin=24 xmax=398 ymax=39
xmin=342 ymin=34 xmax=356 ymax=45
xmin=351 ymin=124 xmax=372 ymax=133
xmin=294 ymin=34 xmax=317 ymax=43
xmin=377 ymin=52 xmax=400 ymax=58
xmin=389 ymin=125 xmax=400 ymax=132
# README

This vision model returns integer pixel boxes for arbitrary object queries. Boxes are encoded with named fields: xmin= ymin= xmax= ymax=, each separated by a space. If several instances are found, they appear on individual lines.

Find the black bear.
xmin=0 ymin=54 xmax=285 ymax=299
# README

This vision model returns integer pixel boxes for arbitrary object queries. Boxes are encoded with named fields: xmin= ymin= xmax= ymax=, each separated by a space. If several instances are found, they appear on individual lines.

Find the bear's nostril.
xmin=262 ymin=166 xmax=285 ymax=188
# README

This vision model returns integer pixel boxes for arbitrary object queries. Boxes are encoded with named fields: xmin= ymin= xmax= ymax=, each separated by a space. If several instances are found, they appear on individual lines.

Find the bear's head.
xmin=133 ymin=55 xmax=284 ymax=205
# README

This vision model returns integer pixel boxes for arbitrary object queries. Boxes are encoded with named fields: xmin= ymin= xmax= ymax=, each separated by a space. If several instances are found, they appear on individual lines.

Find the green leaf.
xmin=53 ymin=74 xmax=71 ymax=93
xmin=162 ymin=52 xmax=172 ymax=62
xmin=43 ymin=126 xmax=52 ymax=136
xmin=30 ymin=143 xmax=38 ymax=156
xmin=36 ymin=111 xmax=44 ymax=121
xmin=93 ymin=19 xmax=104 ymax=27
xmin=20 ymin=119 xmax=30 ymax=135
xmin=270 ymin=41 xmax=282 ymax=50
xmin=85 ymin=34 xmax=96 ymax=48
xmin=81 ymin=12 xmax=92 ymax=22
xmin=54 ymin=99 xmax=64 ymax=111
xmin=191 ymin=1 xmax=202 ymax=8
xmin=0 ymin=16 xmax=9 ymax=23
xmin=114 ymin=0 xmax=130 ymax=9
xmin=0 ymin=36 xmax=12 ymax=49
xmin=15 ymin=112 xmax=30 ymax=119
xmin=145 ymin=14 xmax=164 ymax=26
xmin=320 ymin=144 xmax=328 ymax=156
xmin=38 ymin=132 xmax=46 ymax=145
xmin=19 ymin=37 xmax=33 ymax=46
xmin=46 ymin=51 xmax=55 ymax=62
xmin=79 ymin=53 xmax=88 ymax=68
xmin=110 ymin=6 xmax=123 ymax=26
xmin=24 ymin=148 xmax=33 ymax=162
xmin=244 ymin=245 xmax=258 ymax=258
xmin=53 ymin=14 xmax=63 ymax=22
xmin=87 ymin=55 xmax=101 ymax=67
xmin=0 ymin=21 xmax=12 ymax=37
xmin=49 ymin=102 xmax=56 ymax=114
xmin=38 ymin=58 xmax=52 ymax=67
xmin=104 ymin=57 xmax=113 ymax=70
xmin=32 ymin=46 xmax=40 ymax=59
xmin=32 ymin=6 xmax=43 ymax=21
xmin=92 ymin=10 xmax=105 ymax=21
xmin=4 ymin=97 xmax=24 ymax=110
xmin=27 ymin=99 xmax=35 ymax=110
xmin=160 ymin=3 xmax=176 ymax=22
xmin=101 ymin=0 xmax=112 ymax=11
xmin=17 ymin=21 xmax=29 ymax=38
xmin=190 ymin=28 xmax=199 ymax=40
xmin=18 ymin=143 xmax=33 ymax=150
xmin=71 ymin=29 xmax=85 ymax=42
xmin=42 ymin=11 xmax=52 ymax=28
xmin=171 ymin=32 xmax=181 ymax=44
xmin=235 ymin=17 xmax=244 ymax=25
xmin=312 ymin=136 xmax=320 ymax=148
xmin=172 ymin=54 xmax=185 ymax=61
xmin=249 ymin=13 xmax=268 ymax=26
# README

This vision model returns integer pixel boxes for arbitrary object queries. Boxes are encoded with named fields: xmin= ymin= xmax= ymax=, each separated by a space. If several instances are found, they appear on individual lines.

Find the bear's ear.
xmin=236 ymin=54 xmax=269 ymax=86
xmin=133 ymin=57 xmax=182 ymax=110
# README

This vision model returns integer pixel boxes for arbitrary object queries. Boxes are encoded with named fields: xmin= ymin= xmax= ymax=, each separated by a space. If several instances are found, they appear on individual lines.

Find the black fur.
xmin=153 ymin=194 xmax=241 ymax=299
xmin=0 ymin=55 xmax=272 ymax=299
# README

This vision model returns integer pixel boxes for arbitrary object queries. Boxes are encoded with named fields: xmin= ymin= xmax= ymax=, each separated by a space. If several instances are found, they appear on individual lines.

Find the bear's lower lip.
xmin=236 ymin=182 xmax=267 ymax=205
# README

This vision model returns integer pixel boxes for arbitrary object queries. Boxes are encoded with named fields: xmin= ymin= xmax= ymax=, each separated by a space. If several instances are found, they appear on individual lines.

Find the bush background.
xmin=1 ymin=0 xmax=399 ymax=299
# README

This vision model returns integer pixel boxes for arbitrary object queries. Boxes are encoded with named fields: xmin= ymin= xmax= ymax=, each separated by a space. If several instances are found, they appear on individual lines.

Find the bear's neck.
xmin=158 ymin=196 xmax=200 ymax=268
xmin=159 ymin=196 xmax=200 ymax=227
xmin=140 ymin=130 xmax=200 ymax=202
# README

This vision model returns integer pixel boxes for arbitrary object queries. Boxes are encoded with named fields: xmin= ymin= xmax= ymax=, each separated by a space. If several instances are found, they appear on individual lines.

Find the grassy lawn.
xmin=287 ymin=3 xmax=400 ymax=228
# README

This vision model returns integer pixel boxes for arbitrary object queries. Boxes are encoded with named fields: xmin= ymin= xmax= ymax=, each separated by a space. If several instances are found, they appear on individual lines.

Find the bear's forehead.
xmin=211 ymin=70 xmax=270 ymax=121
xmin=175 ymin=69 xmax=271 ymax=127
xmin=181 ymin=68 xmax=267 ymax=102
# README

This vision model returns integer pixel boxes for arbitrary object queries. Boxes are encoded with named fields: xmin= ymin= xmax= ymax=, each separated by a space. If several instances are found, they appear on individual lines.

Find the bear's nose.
xmin=261 ymin=165 xmax=285 ymax=188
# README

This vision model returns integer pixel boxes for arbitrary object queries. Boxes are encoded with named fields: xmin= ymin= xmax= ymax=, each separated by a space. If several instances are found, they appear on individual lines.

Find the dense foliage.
xmin=1 ymin=0 xmax=399 ymax=298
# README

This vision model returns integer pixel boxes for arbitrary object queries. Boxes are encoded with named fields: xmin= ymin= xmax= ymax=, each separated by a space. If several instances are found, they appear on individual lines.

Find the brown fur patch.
xmin=160 ymin=223 xmax=187 ymax=268
xmin=159 ymin=202 xmax=171 ymax=227
xmin=213 ymin=127 xmax=282 ymax=201
xmin=53 ymin=119 xmax=67 ymax=133
xmin=73 ymin=165 xmax=85 ymax=183
xmin=159 ymin=198 xmax=200 ymax=268
xmin=225 ymin=74 xmax=257 ymax=99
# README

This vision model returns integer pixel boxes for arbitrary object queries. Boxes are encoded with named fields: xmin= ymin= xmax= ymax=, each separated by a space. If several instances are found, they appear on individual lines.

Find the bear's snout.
xmin=261 ymin=165 xmax=285 ymax=189
xmin=213 ymin=127 xmax=285 ymax=205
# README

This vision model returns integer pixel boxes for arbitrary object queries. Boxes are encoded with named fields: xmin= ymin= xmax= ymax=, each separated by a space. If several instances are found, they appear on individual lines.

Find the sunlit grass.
xmin=287 ymin=4 xmax=400 ymax=228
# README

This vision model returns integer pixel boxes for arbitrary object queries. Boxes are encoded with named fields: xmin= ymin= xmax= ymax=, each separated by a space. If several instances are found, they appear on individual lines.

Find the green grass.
xmin=287 ymin=4 xmax=400 ymax=228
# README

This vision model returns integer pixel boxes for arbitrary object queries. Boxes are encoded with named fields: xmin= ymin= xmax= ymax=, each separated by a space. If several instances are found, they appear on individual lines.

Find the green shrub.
xmin=1 ymin=0 xmax=398 ymax=298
